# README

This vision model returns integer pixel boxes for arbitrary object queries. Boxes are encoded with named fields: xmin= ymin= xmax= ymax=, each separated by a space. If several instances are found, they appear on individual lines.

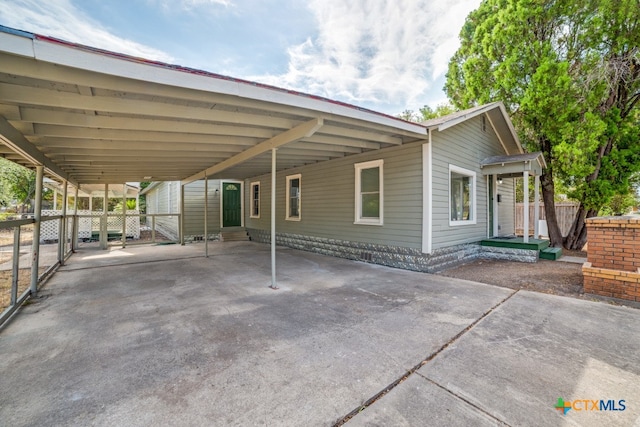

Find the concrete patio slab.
xmin=347 ymin=374 xmax=500 ymax=426
xmin=417 ymin=291 xmax=640 ymax=427
xmin=0 ymin=242 xmax=512 ymax=426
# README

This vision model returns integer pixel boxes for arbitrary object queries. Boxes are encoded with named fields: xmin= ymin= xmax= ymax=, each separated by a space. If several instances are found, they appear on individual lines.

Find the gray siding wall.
xmin=145 ymin=180 xmax=221 ymax=239
xmin=183 ymin=180 xmax=221 ymax=237
xmin=144 ymin=181 xmax=179 ymax=239
xmin=431 ymin=115 xmax=511 ymax=249
xmin=245 ymin=141 xmax=424 ymax=249
xmin=498 ymin=178 xmax=515 ymax=236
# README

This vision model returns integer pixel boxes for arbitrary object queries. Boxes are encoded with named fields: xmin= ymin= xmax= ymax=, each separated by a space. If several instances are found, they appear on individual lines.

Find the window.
xmin=286 ymin=174 xmax=301 ymax=220
xmin=449 ymin=165 xmax=476 ymax=225
xmin=250 ymin=181 xmax=260 ymax=218
xmin=354 ymin=160 xmax=383 ymax=225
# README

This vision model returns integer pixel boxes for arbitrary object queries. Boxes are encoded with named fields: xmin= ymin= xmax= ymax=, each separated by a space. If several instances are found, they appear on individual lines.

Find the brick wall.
xmin=583 ymin=216 xmax=640 ymax=302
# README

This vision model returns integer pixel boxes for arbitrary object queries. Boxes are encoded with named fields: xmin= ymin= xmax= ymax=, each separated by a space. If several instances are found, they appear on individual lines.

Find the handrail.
xmin=0 ymin=218 xmax=35 ymax=229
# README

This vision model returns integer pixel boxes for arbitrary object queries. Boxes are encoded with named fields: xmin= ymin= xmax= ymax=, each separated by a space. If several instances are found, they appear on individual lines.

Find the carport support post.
xmin=270 ymin=148 xmax=277 ymax=289
xmin=204 ymin=172 xmax=208 ymax=257
xmin=58 ymin=180 xmax=68 ymax=265
xmin=523 ymin=171 xmax=529 ymax=243
xmin=122 ymin=183 xmax=127 ymax=248
xmin=101 ymin=184 xmax=108 ymax=250
xmin=180 ymin=184 xmax=185 ymax=245
xmin=72 ymin=186 xmax=79 ymax=252
xmin=30 ymin=165 xmax=43 ymax=295
xmin=534 ymin=175 xmax=540 ymax=239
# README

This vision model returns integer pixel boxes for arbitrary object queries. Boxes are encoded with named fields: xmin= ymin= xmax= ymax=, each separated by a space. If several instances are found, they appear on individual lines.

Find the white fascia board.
xmin=29 ymin=38 xmax=426 ymax=136
xmin=433 ymin=103 xmax=499 ymax=132
xmin=0 ymin=31 xmax=35 ymax=57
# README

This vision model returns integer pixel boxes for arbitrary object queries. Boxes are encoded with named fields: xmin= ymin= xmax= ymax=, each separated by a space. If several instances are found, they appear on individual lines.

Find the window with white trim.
xmin=449 ymin=164 xmax=476 ymax=225
xmin=285 ymin=174 xmax=301 ymax=221
xmin=354 ymin=159 xmax=383 ymax=225
xmin=250 ymin=181 xmax=260 ymax=218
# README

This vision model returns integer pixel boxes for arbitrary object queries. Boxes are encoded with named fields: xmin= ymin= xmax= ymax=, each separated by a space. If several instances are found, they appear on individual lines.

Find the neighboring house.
xmin=146 ymin=102 xmax=545 ymax=271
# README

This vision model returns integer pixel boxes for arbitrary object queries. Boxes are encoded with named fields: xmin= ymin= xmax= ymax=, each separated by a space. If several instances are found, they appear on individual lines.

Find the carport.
xmin=0 ymin=25 xmax=427 ymax=316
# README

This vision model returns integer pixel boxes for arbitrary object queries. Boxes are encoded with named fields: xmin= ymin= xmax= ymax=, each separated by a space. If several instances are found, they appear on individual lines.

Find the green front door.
xmin=222 ymin=182 xmax=242 ymax=227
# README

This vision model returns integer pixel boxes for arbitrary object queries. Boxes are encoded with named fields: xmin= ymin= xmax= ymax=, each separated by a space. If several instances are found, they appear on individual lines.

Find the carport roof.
xmin=0 ymin=25 xmax=428 ymax=186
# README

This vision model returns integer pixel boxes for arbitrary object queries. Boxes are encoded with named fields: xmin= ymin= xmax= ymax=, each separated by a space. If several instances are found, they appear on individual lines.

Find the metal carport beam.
xmin=181 ymin=117 xmax=324 ymax=185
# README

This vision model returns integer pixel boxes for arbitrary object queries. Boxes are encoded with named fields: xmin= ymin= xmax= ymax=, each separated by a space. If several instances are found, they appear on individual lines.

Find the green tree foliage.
xmin=446 ymin=0 xmax=640 ymax=249
xmin=0 ymin=158 xmax=36 ymax=212
xmin=397 ymin=102 xmax=456 ymax=122
xmin=418 ymin=103 xmax=456 ymax=120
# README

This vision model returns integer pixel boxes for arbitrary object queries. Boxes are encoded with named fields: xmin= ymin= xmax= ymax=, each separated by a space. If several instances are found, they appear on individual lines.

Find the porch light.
xmin=498 ymin=178 xmax=503 ymax=185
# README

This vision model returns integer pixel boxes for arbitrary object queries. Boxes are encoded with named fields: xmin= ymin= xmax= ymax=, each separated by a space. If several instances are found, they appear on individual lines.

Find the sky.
xmin=0 ymin=0 xmax=482 ymax=116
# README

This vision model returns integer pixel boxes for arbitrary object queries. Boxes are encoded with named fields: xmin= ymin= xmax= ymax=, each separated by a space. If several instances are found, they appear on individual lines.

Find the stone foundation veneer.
xmin=246 ymin=229 xmax=538 ymax=273
xmin=583 ymin=216 xmax=640 ymax=302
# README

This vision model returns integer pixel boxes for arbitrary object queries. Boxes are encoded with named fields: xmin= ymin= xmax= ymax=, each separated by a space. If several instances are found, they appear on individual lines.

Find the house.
xmin=0 ymin=25 xmax=548 ymax=314
xmin=144 ymin=102 xmax=546 ymax=272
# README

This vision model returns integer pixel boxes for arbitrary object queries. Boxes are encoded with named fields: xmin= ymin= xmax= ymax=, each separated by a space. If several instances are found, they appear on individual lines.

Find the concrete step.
xmin=539 ymin=247 xmax=562 ymax=260
xmin=221 ymin=230 xmax=250 ymax=242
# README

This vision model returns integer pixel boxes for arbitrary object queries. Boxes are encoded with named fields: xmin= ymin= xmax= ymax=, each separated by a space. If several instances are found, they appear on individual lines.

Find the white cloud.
xmin=251 ymin=0 xmax=480 ymax=111
xmin=0 ymin=0 xmax=174 ymax=62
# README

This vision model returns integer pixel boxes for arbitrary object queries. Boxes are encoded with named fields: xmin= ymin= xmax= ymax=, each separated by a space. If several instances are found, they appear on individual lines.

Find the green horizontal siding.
xmin=245 ymin=141 xmax=424 ymax=249
xmin=431 ymin=115 xmax=511 ymax=249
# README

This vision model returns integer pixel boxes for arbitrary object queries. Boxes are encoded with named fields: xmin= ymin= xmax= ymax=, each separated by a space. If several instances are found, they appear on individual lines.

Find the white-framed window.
xmin=449 ymin=164 xmax=476 ymax=226
xmin=354 ymin=159 xmax=383 ymax=225
xmin=250 ymin=181 xmax=260 ymax=218
xmin=285 ymin=174 xmax=301 ymax=221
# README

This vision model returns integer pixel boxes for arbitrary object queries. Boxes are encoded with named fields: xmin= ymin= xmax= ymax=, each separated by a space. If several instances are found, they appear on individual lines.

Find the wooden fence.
xmin=515 ymin=202 xmax=580 ymax=237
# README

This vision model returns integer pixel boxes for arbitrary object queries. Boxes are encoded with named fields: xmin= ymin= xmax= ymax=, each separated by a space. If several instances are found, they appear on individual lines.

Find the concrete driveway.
xmin=1 ymin=242 xmax=638 ymax=426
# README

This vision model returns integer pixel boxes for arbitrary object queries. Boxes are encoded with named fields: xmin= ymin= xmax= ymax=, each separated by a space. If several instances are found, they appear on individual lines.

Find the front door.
xmin=222 ymin=182 xmax=242 ymax=227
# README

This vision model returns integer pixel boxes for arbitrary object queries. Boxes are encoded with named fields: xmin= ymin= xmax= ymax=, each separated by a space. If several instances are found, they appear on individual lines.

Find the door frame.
xmin=487 ymin=174 xmax=499 ymax=237
xmin=220 ymin=180 xmax=244 ymax=228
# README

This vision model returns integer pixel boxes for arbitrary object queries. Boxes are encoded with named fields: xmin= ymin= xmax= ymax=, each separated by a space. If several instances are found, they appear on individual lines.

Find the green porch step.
xmin=539 ymin=247 xmax=563 ymax=260
xmin=480 ymin=238 xmax=549 ymax=251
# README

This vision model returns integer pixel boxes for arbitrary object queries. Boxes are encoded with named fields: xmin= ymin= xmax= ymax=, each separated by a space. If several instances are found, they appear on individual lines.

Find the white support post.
xmin=72 ymin=186 xmax=79 ymax=252
xmin=122 ymin=183 xmax=127 ymax=248
xmin=270 ymin=148 xmax=278 ymax=289
xmin=534 ymin=175 xmax=540 ymax=239
xmin=101 ymin=184 xmax=108 ymax=249
xmin=53 ymin=189 xmax=58 ymax=210
xmin=30 ymin=165 xmax=43 ymax=295
xmin=179 ymin=183 xmax=185 ymax=245
xmin=523 ymin=171 xmax=529 ymax=243
xmin=59 ymin=180 xmax=68 ymax=264
xmin=204 ymin=173 xmax=209 ymax=257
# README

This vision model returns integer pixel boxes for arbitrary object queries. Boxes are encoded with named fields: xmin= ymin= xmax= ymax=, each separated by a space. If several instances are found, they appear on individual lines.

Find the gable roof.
xmin=422 ymin=102 xmax=523 ymax=156
xmin=0 ymin=25 xmax=428 ymax=186
xmin=480 ymin=152 xmax=546 ymax=176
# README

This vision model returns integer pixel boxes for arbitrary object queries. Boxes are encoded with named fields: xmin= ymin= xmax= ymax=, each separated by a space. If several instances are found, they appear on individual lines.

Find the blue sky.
xmin=0 ymin=0 xmax=481 ymax=116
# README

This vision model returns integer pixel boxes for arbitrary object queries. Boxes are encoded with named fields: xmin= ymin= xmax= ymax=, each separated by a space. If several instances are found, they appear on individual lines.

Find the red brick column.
xmin=583 ymin=216 xmax=640 ymax=302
